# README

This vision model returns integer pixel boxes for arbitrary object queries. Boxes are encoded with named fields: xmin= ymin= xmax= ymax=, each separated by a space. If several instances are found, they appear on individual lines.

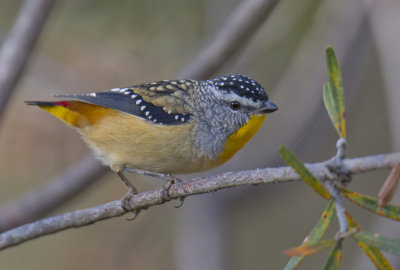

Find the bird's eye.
xmin=230 ymin=101 xmax=241 ymax=111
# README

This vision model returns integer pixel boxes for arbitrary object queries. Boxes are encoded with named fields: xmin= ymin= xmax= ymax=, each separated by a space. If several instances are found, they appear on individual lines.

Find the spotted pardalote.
xmin=27 ymin=74 xmax=277 ymax=192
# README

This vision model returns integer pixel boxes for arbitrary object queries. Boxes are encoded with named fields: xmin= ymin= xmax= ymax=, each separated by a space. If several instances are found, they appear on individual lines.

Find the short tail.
xmin=26 ymin=100 xmax=115 ymax=128
xmin=26 ymin=100 xmax=87 ymax=127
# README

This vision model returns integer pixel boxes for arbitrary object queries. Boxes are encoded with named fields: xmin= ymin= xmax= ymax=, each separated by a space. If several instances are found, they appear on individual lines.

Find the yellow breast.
xmin=218 ymin=114 xmax=266 ymax=163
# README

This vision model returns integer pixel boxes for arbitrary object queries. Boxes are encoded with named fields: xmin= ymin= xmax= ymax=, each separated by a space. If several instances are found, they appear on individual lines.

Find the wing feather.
xmin=55 ymin=80 xmax=196 ymax=125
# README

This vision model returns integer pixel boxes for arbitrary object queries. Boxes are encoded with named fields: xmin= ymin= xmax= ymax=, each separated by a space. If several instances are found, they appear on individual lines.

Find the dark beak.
xmin=259 ymin=100 xmax=278 ymax=114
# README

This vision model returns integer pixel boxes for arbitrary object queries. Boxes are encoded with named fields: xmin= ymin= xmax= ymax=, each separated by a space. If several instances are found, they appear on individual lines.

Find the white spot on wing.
xmin=136 ymin=99 xmax=142 ymax=105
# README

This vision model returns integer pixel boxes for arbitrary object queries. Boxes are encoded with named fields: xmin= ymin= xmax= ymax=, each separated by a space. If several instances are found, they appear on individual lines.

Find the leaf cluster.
xmin=280 ymin=47 xmax=400 ymax=269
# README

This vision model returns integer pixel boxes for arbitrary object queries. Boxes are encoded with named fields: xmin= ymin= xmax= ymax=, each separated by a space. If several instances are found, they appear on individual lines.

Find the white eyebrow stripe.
xmin=209 ymin=87 xmax=263 ymax=107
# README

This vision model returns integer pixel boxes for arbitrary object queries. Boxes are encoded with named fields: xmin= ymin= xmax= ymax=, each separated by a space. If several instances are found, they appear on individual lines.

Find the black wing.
xmin=55 ymin=81 xmax=195 ymax=125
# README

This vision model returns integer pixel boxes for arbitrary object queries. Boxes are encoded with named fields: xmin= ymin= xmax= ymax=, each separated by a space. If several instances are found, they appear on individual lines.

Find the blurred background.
xmin=0 ymin=0 xmax=399 ymax=269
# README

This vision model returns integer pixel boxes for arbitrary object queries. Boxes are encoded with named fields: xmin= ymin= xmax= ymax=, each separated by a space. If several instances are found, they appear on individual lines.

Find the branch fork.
xmin=323 ymin=137 xmax=350 ymax=235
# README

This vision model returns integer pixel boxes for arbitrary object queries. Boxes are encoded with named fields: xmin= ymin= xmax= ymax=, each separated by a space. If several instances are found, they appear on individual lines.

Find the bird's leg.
xmin=122 ymin=167 xmax=181 ymax=183
xmin=122 ymin=167 xmax=185 ymax=207
xmin=116 ymin=171 xmax=143 ymax=220
xmin=117 ymin=171 xmax=138 ymax=194
xmin=110 ymin=163 xmax=142 ymax=219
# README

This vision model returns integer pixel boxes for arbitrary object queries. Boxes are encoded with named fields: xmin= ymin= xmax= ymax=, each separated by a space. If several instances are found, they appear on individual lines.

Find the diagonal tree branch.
xmin=179 ymin=0 xmax=280 ymax=80
xmin=0 ymin=156 xmax=107 ymax=232
xmin=0 ymin=152 xmax=399 ymax=250
xmin=0 ymin=0 xmax=56 ymax=125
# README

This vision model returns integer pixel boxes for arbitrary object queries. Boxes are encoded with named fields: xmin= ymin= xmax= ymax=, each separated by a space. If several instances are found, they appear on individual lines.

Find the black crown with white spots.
xmin=208 ymin=74 xmax=268 ymax=102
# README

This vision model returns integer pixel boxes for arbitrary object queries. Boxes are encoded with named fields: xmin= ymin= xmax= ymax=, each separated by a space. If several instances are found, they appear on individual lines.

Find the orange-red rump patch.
xmin=26 ymin=100 xmax=118 ymax=127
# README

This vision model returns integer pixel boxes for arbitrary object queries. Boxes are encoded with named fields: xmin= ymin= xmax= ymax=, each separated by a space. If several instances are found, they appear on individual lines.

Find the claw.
xmin=160 ymin=176 xmax=183 ymax=203
xmin=161 ymin=180 xmax=173 ymax=202
xmin=168 ymin=175 xmax=182 ymax=184
xmin=117 ymin=167 xmax=184 ymax=210
xmin=121 ymin=190 xmax=143 ymax=220
xmin=174 ymin=197 xmax=185 ymax=208
xmin=126 ymin=209 xmax=141 ymax=221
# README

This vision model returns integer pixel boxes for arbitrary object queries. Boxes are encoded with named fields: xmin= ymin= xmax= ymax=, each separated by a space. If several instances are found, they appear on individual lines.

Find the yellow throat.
xmin=219 ymin=114 xmax=266 ymax=162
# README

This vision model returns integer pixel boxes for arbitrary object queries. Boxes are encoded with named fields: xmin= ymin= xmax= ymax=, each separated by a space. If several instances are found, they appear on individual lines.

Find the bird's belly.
xmin=80 ymin=113 xmax=213 ymax=174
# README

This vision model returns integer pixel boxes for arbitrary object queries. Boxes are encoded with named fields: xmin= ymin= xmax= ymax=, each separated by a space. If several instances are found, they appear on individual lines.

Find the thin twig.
xmin=178 ymin=0 xmax=280 ymax=80
xmin=378 ymin=164 xmax=400 ymax=208
xmin=325 ymin=137 xmax=349 ymax=235
xmin=0 ymin=0 xmax=56 ymax=124
xmin=336 ymin=137 xmax=347 ymax=160
xmin=325 ymin=181 xmax=348 ymax=235
xmin=0 ymin=152 xmax=399 ymax=250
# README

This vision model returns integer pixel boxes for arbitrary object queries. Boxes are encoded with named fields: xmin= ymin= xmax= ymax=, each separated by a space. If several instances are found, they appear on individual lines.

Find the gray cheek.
xmin=191 ymin=106 xmax=253 ymax=159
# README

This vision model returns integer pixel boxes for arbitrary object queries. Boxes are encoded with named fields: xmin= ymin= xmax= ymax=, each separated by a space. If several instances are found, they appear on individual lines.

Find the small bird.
xmin=27 ymin=74 xmax=277 ymax=194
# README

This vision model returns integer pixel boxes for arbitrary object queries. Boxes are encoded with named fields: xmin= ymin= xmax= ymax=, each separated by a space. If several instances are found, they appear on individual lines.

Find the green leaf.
xmin=284 ymin=254 xmax=303 ymax=270
xmin=353 ymin=231 xmax=400 ymax=256
xmin=324 ymin=47 xmax=346 ymax=138
xmin=307 ymin=200 xmax=336 ymax=244
xmin=322 ymin=243 xmax=342 ymax=270
xmin=279 ymin=146 xmax=331 ymax=199
xmin=284 ymin=200 xmax=335 ymax=270
xmin=342 ymin=189 xmax=400 ymax=221
xmin=346 ymin=213 xmax=394 ymax=270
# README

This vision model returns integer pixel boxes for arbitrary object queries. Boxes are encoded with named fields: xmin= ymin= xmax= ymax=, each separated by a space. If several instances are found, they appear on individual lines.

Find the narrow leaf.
xmin=346 ymin=213 xmax=394 ymax=270
xmin=342 ymin=189 xmax=400 ymax=221
xmin=307 ymin=200 xmax=336 ymax=244
xmin=353 ymin=231 xmax=400 ymax=256
xmin=279 ymin=146 xmax=331 ymax=199
xmin=283 ymin=239 xmax=336 ymax=257
xmin=378 ymin=165 xmax=400 ymax=207
xmin=284 ymin=200 xmax=335 ymax=270
xmin=283 ymin=254 xmax=303 ymax=270
xmin=324 ymin=46 xmax=346 ymax=138
xmin=323 ymin=82 xmax=343 ymax=138
xmin=322 ymin=243 xmax=342 ymax=270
